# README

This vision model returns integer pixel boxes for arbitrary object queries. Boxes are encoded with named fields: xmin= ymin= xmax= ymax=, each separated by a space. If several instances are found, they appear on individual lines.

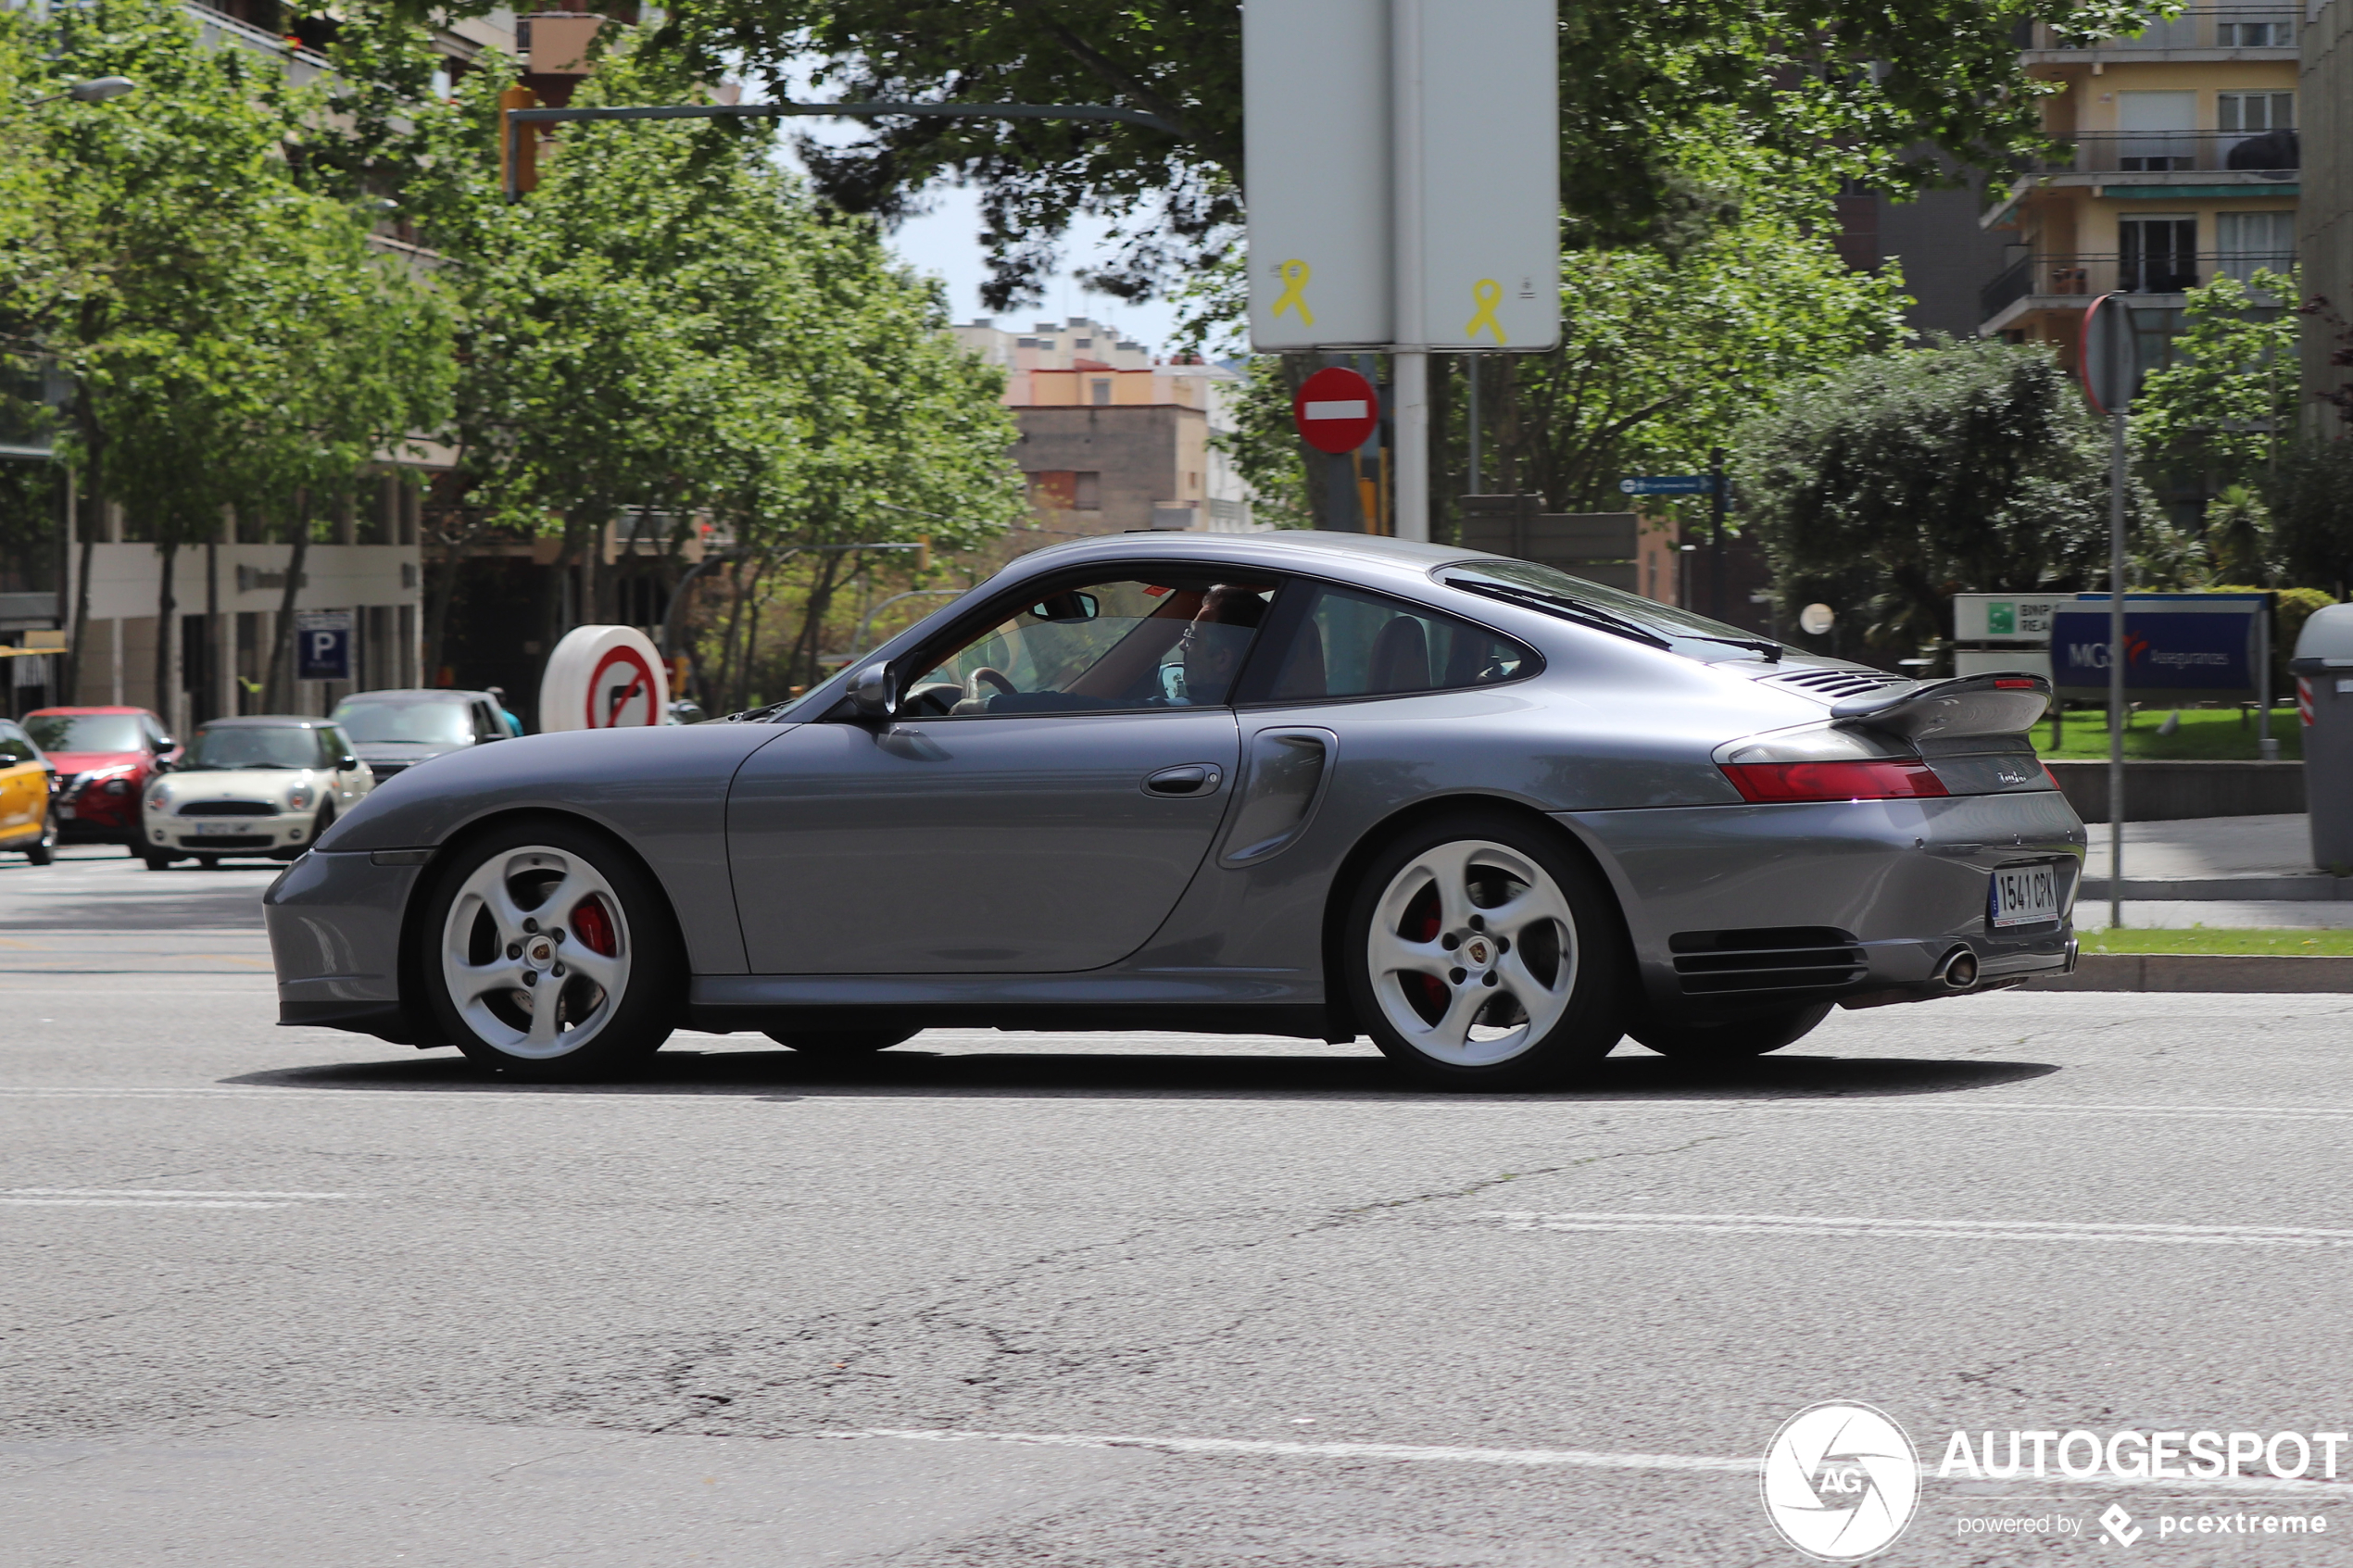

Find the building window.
xmin=1074 ymin=471 xmax=1101 ymax=510
xmin=2216 ymin=211 xmax=2296 ymax=282
xmin=2216 ymin=19 xmax=2289 ymax=46
xmin=2116 ymin=91 xmax=2195 ymax=171
xmin=1028 ymin=471 xmax=1102 ymax=510
xmin=2119 ymin=216 xmax=2197 ymax=292
xmin=1090 ymin=379 xmax=1114 ymax=406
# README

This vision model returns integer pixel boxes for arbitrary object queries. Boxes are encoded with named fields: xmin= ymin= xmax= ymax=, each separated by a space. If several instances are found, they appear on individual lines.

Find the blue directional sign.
xmin=1618 ymin=475 xmax=1717 ymax=495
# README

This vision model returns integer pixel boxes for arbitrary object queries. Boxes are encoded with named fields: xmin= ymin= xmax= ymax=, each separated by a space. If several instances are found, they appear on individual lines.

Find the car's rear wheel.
xmin=142 ymin=850 xmax=174 ymax=871
xmin=422 ymin=821 xmax=683 ymax=1080
xmin=25 ymin=813 xmax=54 ymax=866
xmin=1630 ymin=1002 xmax=1833 ymax=1062
xmin=762 ymin=1027 xmax=919 ymax=1056
xmin=1344 ymin=811 xmax=1626 ymax=1089
xmin=195 ymin=855 xmax=220 ymax=871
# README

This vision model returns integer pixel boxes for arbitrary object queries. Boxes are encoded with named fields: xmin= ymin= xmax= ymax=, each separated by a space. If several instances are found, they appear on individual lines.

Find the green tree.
xmin=1735 ymin=339 xmax=2144 ymax=664
xmin=663 ymin=0 xmax=2153 ymax=309
xmin=2270 ymin=440 xmax=2353 ymax=598
xmin=2130 ymin=267 xmax=2300 ymax=505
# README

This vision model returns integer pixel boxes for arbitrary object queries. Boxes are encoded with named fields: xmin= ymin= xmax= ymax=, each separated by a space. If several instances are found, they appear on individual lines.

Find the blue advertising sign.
xmin=295 ymin=609 xmax=353 ymax=683
xmin=2051 ymin=595 xmax=2266 ymax=696
xmin=1618 ymin=475 xmax=1716 ymax=495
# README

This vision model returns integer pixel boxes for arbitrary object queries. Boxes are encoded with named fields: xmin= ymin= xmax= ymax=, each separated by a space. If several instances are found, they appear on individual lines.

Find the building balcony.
xmin=1978 ymin=252 xmax=2296 ymax=324
xmin=2023 ymin=6 xmax=2297 ymax=56
xmin=2023 ymin=130 xmax=2299 ymax=176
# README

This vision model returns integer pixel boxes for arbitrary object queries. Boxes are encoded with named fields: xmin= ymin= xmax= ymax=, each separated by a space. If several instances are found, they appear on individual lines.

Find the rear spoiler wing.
xmin=1831 ymin=673 xmax=2051 ymax=742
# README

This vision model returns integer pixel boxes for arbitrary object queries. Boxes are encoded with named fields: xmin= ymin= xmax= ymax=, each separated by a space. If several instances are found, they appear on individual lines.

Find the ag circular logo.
xmin=1760 ymin=1402 xmax=1919 ymax=1561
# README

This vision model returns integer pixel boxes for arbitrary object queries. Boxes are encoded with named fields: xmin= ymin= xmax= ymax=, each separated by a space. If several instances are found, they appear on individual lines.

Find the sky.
xmin=881 ymin=186 xmax=1185 ymax=357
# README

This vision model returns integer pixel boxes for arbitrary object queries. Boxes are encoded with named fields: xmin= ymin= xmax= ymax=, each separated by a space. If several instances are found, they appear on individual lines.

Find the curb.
xmin=2025 ymin=954 xmax=2353 ymax=993
xmin=2079 ymin=876 xmax=2353 ymax=902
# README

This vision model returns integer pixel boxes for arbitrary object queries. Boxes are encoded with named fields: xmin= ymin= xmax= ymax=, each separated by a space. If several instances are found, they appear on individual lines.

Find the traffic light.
xmin=498 ymin=84 xmax=539 ymax=197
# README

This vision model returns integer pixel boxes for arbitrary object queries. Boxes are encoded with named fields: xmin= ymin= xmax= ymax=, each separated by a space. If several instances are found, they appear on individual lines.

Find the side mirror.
xmin=847 ymin=662 xmax=900 ymax=720
xmin=1030 ymin=591 xmax=1099 ymax=623
xmin=337 ymin=756 xmax=359 ymax=771
xmin=154 ymin=736 xmax=176 ymax=753
xmin=150 ymin=757 xmax=173 ymax=773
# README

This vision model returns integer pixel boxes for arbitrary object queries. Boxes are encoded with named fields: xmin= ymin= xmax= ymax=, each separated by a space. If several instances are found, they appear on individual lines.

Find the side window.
xmin=1258 ymin=583 xmax=1530 ymax=702
xmin=471 ymin=703 xmax=497 ymax=741
xmin=901 ymin=575 xmax=1279 ymax=717
xmin=0 ymin=726 xmax=31 ymax=765
xmin=323 ymin=727 xmax=354 ymax=765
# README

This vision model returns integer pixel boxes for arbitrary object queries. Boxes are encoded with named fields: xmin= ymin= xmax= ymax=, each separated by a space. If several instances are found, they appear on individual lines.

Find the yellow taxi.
xmin=0 ymin=718 xmax=57 ymax=865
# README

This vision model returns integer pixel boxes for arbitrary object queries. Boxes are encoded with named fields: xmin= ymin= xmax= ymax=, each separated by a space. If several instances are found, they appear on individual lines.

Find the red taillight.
xmin=1994 ymin=678 xmax=2037 ymax=689
xmin=1720 ymin=760 xmax=1950 ymax=803
xmin=2043 ymin=763 xmax=2062 ymax=790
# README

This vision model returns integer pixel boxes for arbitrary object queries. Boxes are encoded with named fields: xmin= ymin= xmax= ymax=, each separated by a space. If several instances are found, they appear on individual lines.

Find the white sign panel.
xmin=1399 ymin=0 xmax=1559 ymax=349
xmin=537 ymin=624 xmax=669 ymax=733
xmin=1245 ymin=0 xmax=1558 ymax=352
xmin=1244 ymin=0 xmax=1393 ymax=348
xmin=1953 ymin=594 xmax=2067 ymax=643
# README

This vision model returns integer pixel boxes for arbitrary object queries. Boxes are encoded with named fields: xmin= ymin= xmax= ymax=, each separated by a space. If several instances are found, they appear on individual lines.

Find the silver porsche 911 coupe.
xmin=266 ymin=532 xmax=2082 ymax=1087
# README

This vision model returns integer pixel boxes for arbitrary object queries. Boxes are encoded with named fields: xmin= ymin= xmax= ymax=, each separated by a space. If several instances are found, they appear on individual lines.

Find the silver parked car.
xmin=266 ymin=533 xmax=2083 ymax=1087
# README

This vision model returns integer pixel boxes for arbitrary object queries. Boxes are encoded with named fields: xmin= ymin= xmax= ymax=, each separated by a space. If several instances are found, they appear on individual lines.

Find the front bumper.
xmin=146 ymin=808 xmax=322 ymax=857
xmin=1564 ymin=790 xmax=2086 ymax=1022
xmin=264 ymin=847 xmax=434 ymax=1043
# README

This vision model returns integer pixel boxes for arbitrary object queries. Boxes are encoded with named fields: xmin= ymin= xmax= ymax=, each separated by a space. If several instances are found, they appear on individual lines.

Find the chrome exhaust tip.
xmin=1938 ymin=948 xmax=1981 ymax=990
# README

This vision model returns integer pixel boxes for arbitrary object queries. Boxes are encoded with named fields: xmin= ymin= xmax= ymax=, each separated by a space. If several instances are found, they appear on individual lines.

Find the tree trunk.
xmin=68 ymin=403 xmax=105 ymax=708
xmin=203 ymin=532 xmax=220 ymax=723
xmin=265 ymin=500 xmax=312 ymax=714
xmin=152 ymin=533 xmax=178 ymax=734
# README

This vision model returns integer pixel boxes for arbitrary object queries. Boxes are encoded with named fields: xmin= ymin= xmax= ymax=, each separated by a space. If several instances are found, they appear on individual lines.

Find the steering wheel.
xmin=966 ymin=667 xmax=1019 ymax=701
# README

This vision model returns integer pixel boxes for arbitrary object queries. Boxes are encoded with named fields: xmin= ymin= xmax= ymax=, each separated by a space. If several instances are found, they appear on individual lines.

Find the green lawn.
xmin=2033 ymin=705 xmax=2301 ymax=762
xmin=2080 ymin=928 xmax=2353 ymax=956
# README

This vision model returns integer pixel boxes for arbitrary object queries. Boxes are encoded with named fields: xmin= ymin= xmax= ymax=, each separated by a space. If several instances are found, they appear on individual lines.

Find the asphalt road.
xmin=3 ymin=847 xmax=2350 ymax=1565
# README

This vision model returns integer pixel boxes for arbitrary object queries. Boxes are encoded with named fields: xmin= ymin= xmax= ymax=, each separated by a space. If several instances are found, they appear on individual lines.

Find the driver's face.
xmin=1181 ymin=611 xmax=1246 ymax=699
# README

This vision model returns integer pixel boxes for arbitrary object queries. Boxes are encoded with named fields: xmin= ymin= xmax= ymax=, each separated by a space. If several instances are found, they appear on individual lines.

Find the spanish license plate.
xmin=1989 ymin=863 xmax=2061 ymax=928
xmin=192 ymin=821 xmax=254 ymax=837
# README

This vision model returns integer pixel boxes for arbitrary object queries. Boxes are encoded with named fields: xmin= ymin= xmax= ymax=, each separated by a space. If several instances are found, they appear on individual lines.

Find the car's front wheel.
xmin=1343 ymin=812 xmax=1626 ymax=1089
xmin=25 ymin=812 xmax=54 ymax=866
xmin=422 ymin=821 xmax=683 ymax=1079
xmin=1631 ymin=1003 xmax=1832 ymax=1062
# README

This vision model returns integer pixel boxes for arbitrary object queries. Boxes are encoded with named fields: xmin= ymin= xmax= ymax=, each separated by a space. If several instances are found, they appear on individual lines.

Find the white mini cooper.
xmin=143 ymin=716 xmax=374 ymax=870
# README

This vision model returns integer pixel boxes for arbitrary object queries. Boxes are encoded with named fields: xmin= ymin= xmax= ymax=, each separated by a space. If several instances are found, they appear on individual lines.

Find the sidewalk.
xmin=2076 ymin=812 xmax=2353 ymax=902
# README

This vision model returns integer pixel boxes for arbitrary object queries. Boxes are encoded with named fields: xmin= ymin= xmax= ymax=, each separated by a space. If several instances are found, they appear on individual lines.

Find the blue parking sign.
xmin=296 ymin=610 xmax=353 ymax=683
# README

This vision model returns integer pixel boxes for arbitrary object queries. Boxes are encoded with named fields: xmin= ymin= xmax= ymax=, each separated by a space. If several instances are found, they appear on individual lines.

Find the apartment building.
xmin=952 ymin=317 xmax=1262 ymax=539
xmin=2302 ymin=0 xmax=2351 ymax=437
xmin=1977 ymin=5 xmax=2301 ymax=380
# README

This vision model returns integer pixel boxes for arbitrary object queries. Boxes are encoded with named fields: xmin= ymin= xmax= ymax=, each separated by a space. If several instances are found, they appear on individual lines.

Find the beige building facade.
xmin=2301 ymin=0 xmax=2352 ymax=436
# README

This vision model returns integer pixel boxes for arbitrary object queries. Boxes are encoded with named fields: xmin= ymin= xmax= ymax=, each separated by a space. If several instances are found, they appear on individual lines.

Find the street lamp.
xmin=25 ymin=76 xmax=138 ymax=107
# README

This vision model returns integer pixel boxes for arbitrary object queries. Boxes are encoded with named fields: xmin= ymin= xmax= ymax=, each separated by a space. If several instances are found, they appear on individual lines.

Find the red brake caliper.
xmin=1405 ymin=886 xmax=1447 ymax=1018
xmin=571 ymin=896 xmax=617 ymax=957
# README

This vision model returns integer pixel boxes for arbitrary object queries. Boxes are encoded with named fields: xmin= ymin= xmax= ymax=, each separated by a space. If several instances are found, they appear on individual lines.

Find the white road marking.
xmin=1482 ymin=1211 xmax=2353 ymax=1248
xmin=838 ymin=1428 xmax=2351 ymax=1495
xmin=0 ymin=1198 xmax=289 ymax=1210
xmin=5 ymin=1187 xmax=347 ymax=1198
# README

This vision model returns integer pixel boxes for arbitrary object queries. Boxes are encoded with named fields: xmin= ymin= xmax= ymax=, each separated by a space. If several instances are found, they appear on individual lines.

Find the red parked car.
xmin=22 ymin=708 xmax=179 ymax=848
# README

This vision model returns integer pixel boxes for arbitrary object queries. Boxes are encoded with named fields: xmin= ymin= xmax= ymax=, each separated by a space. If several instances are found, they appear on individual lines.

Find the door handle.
xmin=1142 ymin=763 xmax=1223 ymax=797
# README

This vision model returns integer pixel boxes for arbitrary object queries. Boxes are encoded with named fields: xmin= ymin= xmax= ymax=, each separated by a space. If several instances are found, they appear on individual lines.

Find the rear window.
xmin=333 ymin=698 xmax=473 ymax=746
xmin=1437 ymin=559 xmax=1781 ymax=664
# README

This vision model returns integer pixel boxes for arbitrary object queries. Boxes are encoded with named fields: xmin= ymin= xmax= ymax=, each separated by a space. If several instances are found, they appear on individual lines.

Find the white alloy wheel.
xmin=1366 ymin=838 xmax=1579 ymax=1067
xmin=439 ymin=844 xmax=632 ymax=1060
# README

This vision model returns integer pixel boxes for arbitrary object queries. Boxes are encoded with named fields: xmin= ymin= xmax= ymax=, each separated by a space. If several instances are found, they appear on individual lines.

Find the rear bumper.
xmin=1562 ymin=789 xmax=2086 ymax=1022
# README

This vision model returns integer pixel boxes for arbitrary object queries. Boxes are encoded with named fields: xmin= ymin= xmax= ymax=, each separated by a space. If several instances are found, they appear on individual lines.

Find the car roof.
xmin=25 ymin=706 xmax=158 ymax=717
xmin=201 ymin=716 xmax=334 ymax=729
xmin=335 ymin=689 xmax=492 ymax=703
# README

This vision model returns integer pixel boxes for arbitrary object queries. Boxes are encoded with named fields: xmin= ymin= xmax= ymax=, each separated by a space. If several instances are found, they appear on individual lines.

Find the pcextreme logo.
xmin=1762 ymin=1402 xmax=1922 ymax=1561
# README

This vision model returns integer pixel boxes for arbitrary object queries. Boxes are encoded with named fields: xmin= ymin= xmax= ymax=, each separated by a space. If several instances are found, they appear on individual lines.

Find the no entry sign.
xmin=1293 ymin=366 xmax=1379 ymax=455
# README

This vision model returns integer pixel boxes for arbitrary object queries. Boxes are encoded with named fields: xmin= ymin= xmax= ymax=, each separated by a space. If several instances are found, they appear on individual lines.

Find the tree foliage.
xmin=2270 ymin=440 xmax=2353 ymax=599
xmin=661 ymin=0 xmax=2158 ymax=309
xmin=1736 ymin=339 xmax=2144 ymax=663
xmin=2131 ymin=268 xmax=2300 ymax=501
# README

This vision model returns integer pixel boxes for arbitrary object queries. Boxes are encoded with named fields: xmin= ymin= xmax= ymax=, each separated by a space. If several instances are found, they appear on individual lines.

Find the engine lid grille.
xmin=1764 ymin=668 xmax=1914 ymax=701
xmin=1669 ymin=926 xmax=1868 ymax=996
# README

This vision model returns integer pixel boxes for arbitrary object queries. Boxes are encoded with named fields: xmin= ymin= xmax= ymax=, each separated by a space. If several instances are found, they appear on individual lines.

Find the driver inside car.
xmin=1169 ymin=584 xmax=1267 ymax=705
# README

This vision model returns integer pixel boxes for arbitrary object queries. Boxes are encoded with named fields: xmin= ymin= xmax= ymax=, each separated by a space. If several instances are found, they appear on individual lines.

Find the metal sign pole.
xmin=2109 ymin=409 xmax=2127 ymax=931
xmin=1708 ymin=446 xmax=1727 ymax=623
xmin=1389 ymin=0 xmax=1429 ymax=542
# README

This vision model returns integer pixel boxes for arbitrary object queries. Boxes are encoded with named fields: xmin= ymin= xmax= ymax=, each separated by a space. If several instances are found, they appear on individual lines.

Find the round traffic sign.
xmin=1799 ymin=603 xmax=1835 ymax=636
xmin=585 ymin=644 xmax=660 ymax=728
xmin=537 ymin=624 xmax=670 ymax=732
xmin=2080 ymin=292 xmax=2136 ymax=416
xmin=1292 ymin=367 xmax=1379 ymax=455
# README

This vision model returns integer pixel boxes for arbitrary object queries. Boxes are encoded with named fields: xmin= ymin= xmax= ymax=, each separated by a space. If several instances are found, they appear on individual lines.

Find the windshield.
xmin=1438 ymin=559 xmax=1787 ymax=663
xmin=25 ymin=714 xmax=144 ymax=754
xmin=333 ymin=698 xmax=472 ymax=746
xmin=183 ymin=726 xmax=329 ymax=771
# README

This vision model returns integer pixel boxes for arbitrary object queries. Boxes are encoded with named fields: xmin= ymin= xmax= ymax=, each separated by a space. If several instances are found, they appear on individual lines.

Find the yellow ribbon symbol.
xmin=1272 ymin=258 xmax=1315 ymax=327
xmin=1464 ymin=279 xmax=1507 ymax=344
